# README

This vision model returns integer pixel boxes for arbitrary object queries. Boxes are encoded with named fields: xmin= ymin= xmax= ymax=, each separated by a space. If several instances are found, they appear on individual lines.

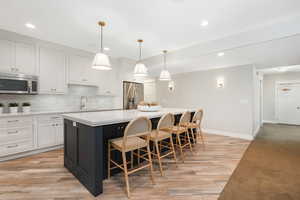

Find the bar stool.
xmin=148 ymin=113 xmax=178 ymax=176
xmin=188 ymin=109 xmax=205 ymax=147
xmin=107 ymin=117 xmax=155 ymax=198
xmin=171 ymin=111 xmax=193 ymax=162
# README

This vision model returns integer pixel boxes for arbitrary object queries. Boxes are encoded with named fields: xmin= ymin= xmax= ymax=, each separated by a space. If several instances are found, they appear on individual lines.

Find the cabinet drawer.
xmin=0 ymin=127 xmax=33 ymax=145
xmin=0 ymin=117 xmax=33 ymax=128
xmin=37 ymin=115 xmax=63 ymax=124
xmin=0 ymin=140 xmax=33 ymax=157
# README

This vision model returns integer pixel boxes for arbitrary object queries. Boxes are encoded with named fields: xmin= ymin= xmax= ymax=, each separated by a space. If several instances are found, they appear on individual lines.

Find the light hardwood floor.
xmin=0 ymin=134 xmax=250 ymax=200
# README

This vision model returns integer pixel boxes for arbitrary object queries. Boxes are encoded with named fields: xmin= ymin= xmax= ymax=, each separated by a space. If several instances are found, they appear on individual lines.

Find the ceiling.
xmin=1 ymin=0 xmax=300 ymax=60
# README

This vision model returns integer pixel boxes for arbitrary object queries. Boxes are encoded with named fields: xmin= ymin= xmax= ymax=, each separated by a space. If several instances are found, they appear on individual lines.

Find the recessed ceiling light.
xmin=104 ymin=47 xmax=110 ymax=51
xmin=25 ymin=23 xmax=36 ymax=29
xmin=201 ymin=20 xmax=208 ymax=27
xmin=218 ymin=52 xmax=225 ymax=57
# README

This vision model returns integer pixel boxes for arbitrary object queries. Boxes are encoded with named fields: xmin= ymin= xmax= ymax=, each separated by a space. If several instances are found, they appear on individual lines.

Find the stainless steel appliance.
xmin=123 ymin=81 xmax=144 ymax=109
xmin=0 ymin=73 xmax=38 ymax=94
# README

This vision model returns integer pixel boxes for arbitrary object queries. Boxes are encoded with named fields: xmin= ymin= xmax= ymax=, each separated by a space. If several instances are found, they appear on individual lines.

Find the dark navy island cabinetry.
xmin=62 ymin=109 xmax=194 ymax=197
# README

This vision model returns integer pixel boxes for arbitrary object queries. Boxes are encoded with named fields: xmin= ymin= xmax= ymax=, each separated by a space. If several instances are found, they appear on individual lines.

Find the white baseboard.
xmin=203 ymin=128 xmax=254 ymax=140
xmin=0 ymin=145 xmax=63 ymax=162
xmin=253 ymin=126 xmax=260 ymax=137
xmin=263 ymin=120 xmax=278 ymax=124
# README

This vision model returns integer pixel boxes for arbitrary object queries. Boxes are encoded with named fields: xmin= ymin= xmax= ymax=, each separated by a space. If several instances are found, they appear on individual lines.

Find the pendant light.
xmin=159 ymin=50 xmax=171 ymax=81
xmin=133 ymin=39 xmax=148 ymax=77
xmin=92 ymin=21 xmax=112 ymax=70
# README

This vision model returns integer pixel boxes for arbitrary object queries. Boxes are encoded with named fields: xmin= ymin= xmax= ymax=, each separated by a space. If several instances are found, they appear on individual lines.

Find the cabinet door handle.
xmin=8 ymin=120 xmax=19 ymax=123
xmin=51 ymin=117 xmax=60 ymax=119
xmin=8 ymin=130 xmax=19 ymax=135
xmin=7 ymin=144 xmax=18 ymax=148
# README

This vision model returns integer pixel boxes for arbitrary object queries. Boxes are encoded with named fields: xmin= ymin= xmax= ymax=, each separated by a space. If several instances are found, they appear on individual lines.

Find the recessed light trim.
xmin=201 ymin=20 xmax=208 ymax=27
xmin=25 ymin=23 xmax=36 ymax=29
xmin=218 ymin=52 xmax=225 ymax=57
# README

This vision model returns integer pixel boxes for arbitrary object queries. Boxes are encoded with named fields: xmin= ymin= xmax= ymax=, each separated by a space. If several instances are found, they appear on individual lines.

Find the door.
xmin=15 ymin=42 xmax=36 ymax=75
xmin=69 ymin=55 xmax=96 ymax=85
xmin=0 ymin=40 xmax=15 ymax=73
xmin=276 ymin=82 xmax=300 ymax=125
xmin=56 ymin=123 xmax=64 ymax=145
xmin=37 ymin=124 xmax=57 ymax=148
xmin=39 ymin=47 xmax=66 ymax=94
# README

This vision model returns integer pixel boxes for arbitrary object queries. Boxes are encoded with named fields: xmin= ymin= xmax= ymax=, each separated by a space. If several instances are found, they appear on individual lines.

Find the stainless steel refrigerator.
xmin=123 ymin=81 xmax=144 ymax=109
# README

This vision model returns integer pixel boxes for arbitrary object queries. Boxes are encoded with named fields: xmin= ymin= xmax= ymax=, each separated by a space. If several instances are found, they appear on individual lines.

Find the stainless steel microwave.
xmin=0 ymin=73 xmax=38 ymax=94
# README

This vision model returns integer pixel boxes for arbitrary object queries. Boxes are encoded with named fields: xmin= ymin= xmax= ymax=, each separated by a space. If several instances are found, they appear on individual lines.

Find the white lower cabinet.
xmin=37 ymin=123 xmax=57 ymax=148
xmin=36 ymin=115 xmax=64 ymax=148
xmin=0 ymin=115 xmax=64 ymax=159
xmin=0 ymin=116 xmax=34 ymax=157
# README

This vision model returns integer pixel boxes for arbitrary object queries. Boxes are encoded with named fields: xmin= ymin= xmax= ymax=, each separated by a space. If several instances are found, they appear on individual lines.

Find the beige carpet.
xmin=218 ymin=123 xmax=300 ymax=200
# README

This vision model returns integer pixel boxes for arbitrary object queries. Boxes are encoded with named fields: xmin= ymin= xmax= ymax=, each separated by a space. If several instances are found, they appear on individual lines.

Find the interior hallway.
xmin=219 ymin=123 xmax=300 ymax=200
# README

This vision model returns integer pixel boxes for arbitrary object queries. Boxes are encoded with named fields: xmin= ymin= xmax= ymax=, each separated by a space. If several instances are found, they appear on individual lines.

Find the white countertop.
xmin=0 ymin=108 xmax=121 ymax=118
xmin=62 ymin=108 xmax=195 ymax=127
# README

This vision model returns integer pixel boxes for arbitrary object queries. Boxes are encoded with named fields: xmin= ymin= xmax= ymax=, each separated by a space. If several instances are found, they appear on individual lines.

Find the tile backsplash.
xmin=0 ymin=85 xmax=119 ymax=113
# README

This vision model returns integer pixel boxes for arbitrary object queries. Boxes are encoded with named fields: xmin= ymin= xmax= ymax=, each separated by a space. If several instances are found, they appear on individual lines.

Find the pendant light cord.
xmin=139 ymin=42 xmax=142 ymax=61
xmin=164 ymin=52 xmax=167 ymax=70
xmin=100 ymin=25 xmax=103 ymax=52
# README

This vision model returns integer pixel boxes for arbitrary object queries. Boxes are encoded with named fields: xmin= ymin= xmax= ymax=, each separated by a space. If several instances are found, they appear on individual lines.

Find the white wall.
xmin=156 ymin=65 xmax=255 ymax=140
xmin=263 ymin=72 xmax=300 ymax=122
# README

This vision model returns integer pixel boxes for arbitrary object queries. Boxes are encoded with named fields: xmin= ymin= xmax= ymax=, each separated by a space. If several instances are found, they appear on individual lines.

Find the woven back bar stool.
xmin=189 ymin=109 xmax=205 ymax=147
xmin=146 ymin=113 xmax=178 ymax=176
xmin=170 ymin=111 xmax=193 ymax=162
xmin=108 ymin=117 xmax=155 ymax=198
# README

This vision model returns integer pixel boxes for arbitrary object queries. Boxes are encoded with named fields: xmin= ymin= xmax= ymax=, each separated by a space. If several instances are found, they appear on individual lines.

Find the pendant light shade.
xmin=92 ymin=21 xmax=112 ymax=70
xmin=92 ymin=52 xmax=111 ymax=70
xmin=159 ymin=50 xmax=171 ymax=81
xmin=134 ymin=62 xmax=148 ymax=77
xmin=134 ymin=39 xmax=148 ymax=77
xmin=159 ymin=69 xmax=171 ymax=81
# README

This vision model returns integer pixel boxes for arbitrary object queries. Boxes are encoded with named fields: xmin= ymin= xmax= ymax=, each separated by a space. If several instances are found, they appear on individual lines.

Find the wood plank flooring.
xmin=0 ymin=134 xmax=249 ymax=200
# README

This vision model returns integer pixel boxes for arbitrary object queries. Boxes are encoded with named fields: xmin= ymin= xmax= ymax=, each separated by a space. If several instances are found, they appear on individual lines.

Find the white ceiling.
xmin=1 ymin=0 xmax=300 ymax=60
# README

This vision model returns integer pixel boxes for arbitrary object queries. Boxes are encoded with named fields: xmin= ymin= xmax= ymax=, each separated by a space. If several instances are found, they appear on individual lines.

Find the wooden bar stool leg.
xmin=147 ymin=143 xmax=155 ymax=184
xmin=169 ymin=136 xmax=178 ymax=167
xmin=155 ymin=141 xmax=163 ymax=176
xmin=122 ymin=151 xmax=130 ymax=198
xmin=199 ymin=127 xmax=205 ymax=150
xmin=176 ymin=134 xmax=184 ymax=163
xmin=190 ymin=128 xmax=196 ymax=145
xmin=108 ymin=142 xmax=111 ymax=179
xmin=186 ymin=131 xmax=193 ymax=153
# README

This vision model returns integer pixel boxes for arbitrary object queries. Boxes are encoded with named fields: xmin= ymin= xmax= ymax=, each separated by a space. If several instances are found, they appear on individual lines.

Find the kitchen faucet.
xmin=80 ymin=96 xmax=88 ymax=110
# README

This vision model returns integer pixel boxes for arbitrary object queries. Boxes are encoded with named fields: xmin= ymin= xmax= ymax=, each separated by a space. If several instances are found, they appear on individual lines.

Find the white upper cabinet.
xmin=0 ymin=40 xmax=16 ymax=73
xmin=0 ymin=40 xmax=36 ymax=75
xmin=39 ymin=47 xmax=67 ymax=94
xmin=68 ymin=55 xmax=97 ymax=86
xmin=97 ymin=66 xmax=118 ymax=96
xmin=15 ymin=42 xmax=36 ymax=75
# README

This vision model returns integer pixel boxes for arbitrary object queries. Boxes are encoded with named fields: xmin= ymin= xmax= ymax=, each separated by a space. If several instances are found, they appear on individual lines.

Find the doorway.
xmin=275 ymin=81 xmax=300 ymax=125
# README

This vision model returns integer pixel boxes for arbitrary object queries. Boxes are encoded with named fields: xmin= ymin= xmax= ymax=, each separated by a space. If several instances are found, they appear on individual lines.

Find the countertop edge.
xmin=62 ymin=108 xmax=197 ymax=127
xmin=0 ymin=108 xmax=122 ymax=118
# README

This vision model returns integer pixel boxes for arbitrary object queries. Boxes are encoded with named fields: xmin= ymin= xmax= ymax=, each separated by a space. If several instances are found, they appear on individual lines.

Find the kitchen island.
xmin=62 ymin=108 xmax=195 ymax=197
